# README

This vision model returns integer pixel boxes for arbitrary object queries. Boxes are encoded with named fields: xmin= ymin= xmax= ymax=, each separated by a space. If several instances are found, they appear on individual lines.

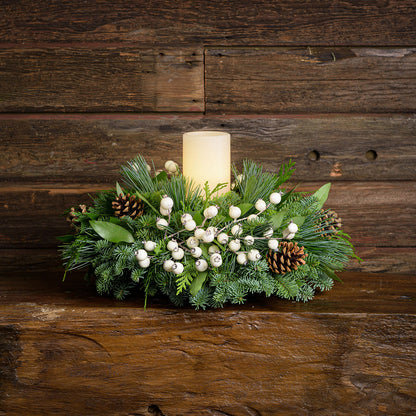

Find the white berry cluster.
xmin=136 ymin=181 xmax=299 ymax=276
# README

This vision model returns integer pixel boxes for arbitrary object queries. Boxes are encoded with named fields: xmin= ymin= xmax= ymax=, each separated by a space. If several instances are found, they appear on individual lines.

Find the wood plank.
xmin=1 ymin=0 xmax=416 ymax=46
xmin=206 ymin=47 xmax=416 ymax=113
xmin=0 ymin=182 xmax=415 ymax=252
xmin=0 ymin=48 xmax=203 ymax=112
xmin=0 ymin=271 xmax=415 ymax=415
xmin=1 ymin=115 xmax=415 ymax=182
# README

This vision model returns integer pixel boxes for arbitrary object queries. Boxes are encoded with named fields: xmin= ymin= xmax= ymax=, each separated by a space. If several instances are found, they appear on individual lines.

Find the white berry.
xmin=237 ymin=252 xmax=248 ymax=265
xmin=164 ymin=160 xmax=178 ymax=173
xmin=160 ymin=195 xmax=174 ymax=210
xmin=144 ymin=241 xmax=157 ymax=251
xmin=181 ymin=213 xmax=193 ymax=224
xmin=135 ymin=249 xmax=148 ymax=261
xmin=231 ymin=224 xmax=242 ymax=236
xmin=186 ymin=236 xmax=199 ymax=248
xmin=159 ymin=207 xmax=171 ymax=216
xmin=263 ymin=227 xmax=273 ymax=238
xmin=288 ymin=222 xmax=298 ymax=233
xmin=202 ymin=229 xmax=215 ymax=243
xmin=156 ymin=218 xmax=168 ymax=230
xmin=184 ymin=220 xmax=197 ymax=231
xmin=229 ymin=205 xmax=241 ymax=219
xmin=255 ymin=199 xmax=267 ymax=212
xmin=244 ymin=235 xmax=255 ymax=246
xmin=247 ymin=249 xmax=261 ymax=261
xmin=217 ymin=232 xmax=229 ymax=245
xmin=208 ymin=245 xmax=220 ymax=254
xmin=167 ymin=240 xmax=178 ymax=251
xmin=282 ymin=229 xmax=296 ymax=240
xmin=210 ymin=253 xmax=223 ymax=267
xmin=163 ymin=259 xmax=174 ymax=272
xmin=195 ymin=259 xmax=208 ymax=272
xmin=228 ymin=239 xmax=241 ymax=252
xmin=247 ymin=214 xmax=258 ymax=222
xmin=172 ymin=262 xmax=184 ymax=275
xmin=269 ymin=192 xmax=282 ymax=204
xmin=171 ymin=247 xmax=184 ymax=260
xmin=146 ymin=164 xmax=152 ymax=173
xmin=204 ymin=205 xmax=218 ymax=219
xmin=268 ymin=239 xmax=279 ymax=250
xmin=139 ymin=257 xmax=150 ymax=268
xmin=191 ymin=247 xmax=203 ymax=258
xmin=194 ymin=228 xmax=205 ymax=239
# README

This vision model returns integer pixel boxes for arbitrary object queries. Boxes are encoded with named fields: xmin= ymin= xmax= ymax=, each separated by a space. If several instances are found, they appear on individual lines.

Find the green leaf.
xmin=323 ymin=267 xmax=343 ymax=283
xmin=193 ymin=211 xmax=203 ymax=226
xmin=116 ymin=182 xmax=124 ymax=197
xmin=313 ymin=183 xmax=331 ymax=210
xmin=270 ymin=211 xmax=287 ymax=230
xmin=244 ymin=176 xmax=257 ymax=197
xmin=238 ymin=203 xmax=253 ymax=217
xmin=290 ymin=216 xmax=306 ymax=228
xmin=189 ymin=271 xmax=208 ymax=296
xmin=134 ymin=191 xmax=159 ymax=215
xmin=56 ymin=234 xmax=76 ymax=243
xmin=90 ymin=220 xmax=134 ymax=243
xmin=155 ymin=171 xmax=168 ymax=182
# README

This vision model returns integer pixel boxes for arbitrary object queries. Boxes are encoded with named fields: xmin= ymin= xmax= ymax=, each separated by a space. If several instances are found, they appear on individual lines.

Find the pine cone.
xmin=112 ymin=193 xmax=144 ymax=219
xmin=67 ymin=204 xmax=88 ymax=225
xmin=267 ymin=242 xmax=308 ymax=274
xmin=317 ymin=209 xmax=342 ymax=238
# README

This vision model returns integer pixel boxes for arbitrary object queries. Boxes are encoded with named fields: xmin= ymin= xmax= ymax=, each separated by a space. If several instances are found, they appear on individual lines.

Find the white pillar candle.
xmin=183 ymin=131 xmax=230 ymax=194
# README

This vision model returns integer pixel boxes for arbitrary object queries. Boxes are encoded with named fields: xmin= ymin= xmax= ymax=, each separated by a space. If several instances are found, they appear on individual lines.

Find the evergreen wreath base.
xmin=60 ymin=156 xmax=356 ymax=309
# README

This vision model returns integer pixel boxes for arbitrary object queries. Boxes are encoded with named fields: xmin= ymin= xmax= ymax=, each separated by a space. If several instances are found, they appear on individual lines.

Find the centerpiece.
xmin=60 ymin=132 xmax=356 ymax=309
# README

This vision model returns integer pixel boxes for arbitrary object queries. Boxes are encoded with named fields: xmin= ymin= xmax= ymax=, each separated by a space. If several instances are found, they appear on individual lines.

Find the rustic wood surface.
xmin=0 ymin=48 xmax=203 ymax=112
xmin=1 ymin=271 xmax=415 ymax=415
xmin=1 ymin=115 xmax=415 ymax=182
xmin=205 ymin=47 xmax=416 ymax=113
xmin=1 ymin=0 xmax=415 ymax=46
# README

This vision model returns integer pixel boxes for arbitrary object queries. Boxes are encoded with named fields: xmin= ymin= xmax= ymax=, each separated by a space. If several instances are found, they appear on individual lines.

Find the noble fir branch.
xmin=120 ymin=155 xmax=157 ymax=194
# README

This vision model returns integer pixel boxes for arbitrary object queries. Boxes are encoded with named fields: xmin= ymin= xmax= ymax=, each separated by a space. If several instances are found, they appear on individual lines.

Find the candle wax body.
xmin=183 ymin=131 xmax=230 ymax=194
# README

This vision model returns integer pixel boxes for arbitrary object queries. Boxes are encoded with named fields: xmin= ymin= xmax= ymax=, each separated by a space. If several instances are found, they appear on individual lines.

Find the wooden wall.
xmin=1 ymin=0 xmax=416 ymax=275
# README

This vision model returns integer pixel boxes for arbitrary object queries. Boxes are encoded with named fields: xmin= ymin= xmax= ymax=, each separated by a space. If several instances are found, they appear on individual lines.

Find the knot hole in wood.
xmin=308 ymin=150 xmax=320 ymax=161
xmin=366 ymin=150 xmax=378 ymax=161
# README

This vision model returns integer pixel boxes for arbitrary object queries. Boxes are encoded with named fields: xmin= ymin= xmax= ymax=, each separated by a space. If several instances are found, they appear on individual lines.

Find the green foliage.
xmin=60 ymin=155 xmax=356 ymax=309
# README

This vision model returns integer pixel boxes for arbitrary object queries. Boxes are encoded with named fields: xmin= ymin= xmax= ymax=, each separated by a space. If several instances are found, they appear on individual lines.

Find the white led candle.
xmin=183 ymin=131 xmax=230 ymax=194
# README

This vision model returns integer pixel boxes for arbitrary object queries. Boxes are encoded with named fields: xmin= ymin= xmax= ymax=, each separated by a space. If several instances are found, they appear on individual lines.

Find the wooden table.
xmin=1 ymin=271 xmax=415 ymax=416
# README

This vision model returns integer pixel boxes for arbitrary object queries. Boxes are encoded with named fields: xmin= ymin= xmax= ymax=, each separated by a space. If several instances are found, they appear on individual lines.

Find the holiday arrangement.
xmin=60 ymin=156 xmax=356 ymax=309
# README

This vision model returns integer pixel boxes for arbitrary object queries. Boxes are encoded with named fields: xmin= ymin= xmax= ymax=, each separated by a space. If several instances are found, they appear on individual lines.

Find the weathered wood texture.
xmin=0 ymin=48 xmax=203 ymax=112
xmin=206 ymin=47 xmax=416 ymax=113
xmin=1 ymin=0 xmax=416 ymax=46
xmin=1 ymin=115 xmax=415 ymax=182
xmin=1 ymin=182 xmax=415 ymax=273
xmin=1 ymin=271 xmax=415 ymax=415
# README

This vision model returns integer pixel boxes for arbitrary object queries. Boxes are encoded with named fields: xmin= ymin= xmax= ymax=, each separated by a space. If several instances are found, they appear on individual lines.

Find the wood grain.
xmin=1 ymin=271 xmax=415 ymax=416
xmin=0 ymin=182 xmax=414 ymax=252
xmin=206 ymin=47 xmax=416 ymax=113
xmin=1 ymin=115 xmax=415 ymax=182
xmin=1 ymin=0 xmax=416 ymax=46
xmin=0 ymin=48 xmax=203 ymax=112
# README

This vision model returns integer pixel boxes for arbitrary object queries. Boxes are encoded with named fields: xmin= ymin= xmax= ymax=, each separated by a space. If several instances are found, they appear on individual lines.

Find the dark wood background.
xmin=1 ymin=0 xmax=416 ymax=275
